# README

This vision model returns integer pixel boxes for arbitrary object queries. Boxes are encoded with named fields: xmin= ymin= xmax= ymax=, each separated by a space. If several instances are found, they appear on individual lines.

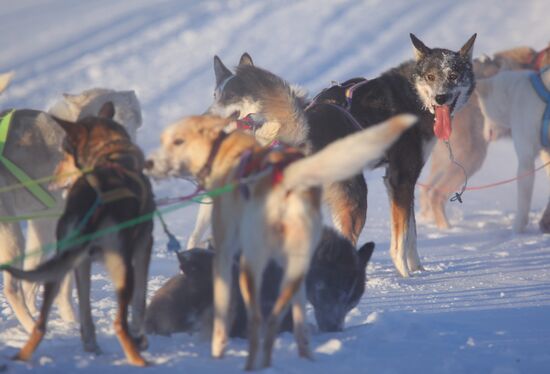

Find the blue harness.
xmin=530 ymin=68 xmax=550 ymax=148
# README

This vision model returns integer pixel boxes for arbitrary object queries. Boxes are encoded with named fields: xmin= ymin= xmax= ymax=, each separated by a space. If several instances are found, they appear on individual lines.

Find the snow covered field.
xmin=1 ymin=0 xmax=550 ymax=372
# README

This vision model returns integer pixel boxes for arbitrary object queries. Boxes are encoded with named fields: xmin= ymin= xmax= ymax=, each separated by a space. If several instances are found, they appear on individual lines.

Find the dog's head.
xmin=177 ymin=248 xmax=215 ymax=277
xmin=145 ymin=115 xmax=233 ymax=182
xmin=475 ymin=76 xmax=511 ymax=142
xmin=51 ymin=102 xmax=135 ymax=188
xmin=49 ymin=88 xmax=142 ymax=142
xmin=411 ymin=33 xmax=476 ymax=140
xmin=306 ymin=229 xmax=375 ymax=332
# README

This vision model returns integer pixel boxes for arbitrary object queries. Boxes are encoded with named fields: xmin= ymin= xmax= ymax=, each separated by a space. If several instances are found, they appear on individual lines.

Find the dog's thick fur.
xmin=146 ymin=114 xmax=413 ymax=369
xmin=419 ymin=46 xmax=550 ymax=229
xmin=476 ymin=67 xmax=550 ymax=233
xmin=145 ymin=228 xmax=374 ymax=336
xmin=179 ymin=53 xmax=310 ymax=249
xmin=0 ymin=86 xmax=142 ymax=333
xmin=304 ymin=34 xmax=476 ymax=277
xmin=2 ymin=103 xmax=155 ymax=366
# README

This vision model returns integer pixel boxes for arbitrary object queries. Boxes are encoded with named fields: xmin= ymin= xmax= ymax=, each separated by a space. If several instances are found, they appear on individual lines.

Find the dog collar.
xmin=197 ymin=131 xmax=229 ymax=186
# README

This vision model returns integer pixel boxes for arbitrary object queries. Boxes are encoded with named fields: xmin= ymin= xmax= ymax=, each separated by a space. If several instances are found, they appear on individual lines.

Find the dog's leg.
xmin=22 ymin=219 xmax=47 ymax=315
xmin=238 ymin=259 xmax=262 ymax=371
xmin=263 ymin=273 xmax=308 ymax=368
xmin=129 ymin=234 xmax=153 ymax=350
xmin=211 ymin=205 xmax=239 ymax=359
xmin=104 ymin=249 xmax=147 ymax=367
xmin=74 ymin=258 xmax=100 ymax=354
xmin=324 ymin=176 xmax=367 ymax=246
xmin=0 ymin=221 xmax=36 ymax=333
xmin=513 ymin=145 xmax=536 ymax=233
xmin=538 ymin=149 xmax=550 ymax=233
xmin=385 ymin=169 xmax=422 ymax=276
xmin=290 ymin=282 xmax=311 ymax=360
xmin=13 ymin=280 xmax=61 ymax=361
xmin=187 ymin=202 xmax=213 ymax=249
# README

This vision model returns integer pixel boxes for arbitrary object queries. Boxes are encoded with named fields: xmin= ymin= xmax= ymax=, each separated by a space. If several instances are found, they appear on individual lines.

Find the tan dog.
xmin=418 ymin=46 xmax=548 ymax=229
xmin=146 ymin=114 xmax=414 ymax=370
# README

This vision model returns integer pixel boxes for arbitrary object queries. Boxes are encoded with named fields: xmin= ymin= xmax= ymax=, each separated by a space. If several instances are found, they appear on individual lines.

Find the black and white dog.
xmin=205 ymin=34 xmax=476 ymax=277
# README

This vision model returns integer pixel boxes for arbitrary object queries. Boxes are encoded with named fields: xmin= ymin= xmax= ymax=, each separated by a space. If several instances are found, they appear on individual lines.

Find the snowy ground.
xmin=1 ymin=0 xmax=550 ymax=373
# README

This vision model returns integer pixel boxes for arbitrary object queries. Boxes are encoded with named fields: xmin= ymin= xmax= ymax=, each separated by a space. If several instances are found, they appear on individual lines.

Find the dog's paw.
xmin=512 ymin=218 xmax=528 ymax=234
xmin=83 ymin=341 xmax=102 ymax=355
xmin=133 ymin=335 xmax=149 ymax=351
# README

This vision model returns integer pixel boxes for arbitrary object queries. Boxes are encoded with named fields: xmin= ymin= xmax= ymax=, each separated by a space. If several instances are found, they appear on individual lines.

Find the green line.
xmin=0 ymin=183 xmax=235 ymax=270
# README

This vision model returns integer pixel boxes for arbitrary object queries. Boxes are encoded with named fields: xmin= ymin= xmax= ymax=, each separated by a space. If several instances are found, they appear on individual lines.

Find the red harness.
xmin=236 ymin=145 xmax=304 ymax=198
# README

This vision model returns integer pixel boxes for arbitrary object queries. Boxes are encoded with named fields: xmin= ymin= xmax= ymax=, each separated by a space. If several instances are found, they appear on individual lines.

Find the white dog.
xmin=0 ymin=83 xmax=142 ymax=333
xmin=476 ymin=67 xmax=550 ymax=233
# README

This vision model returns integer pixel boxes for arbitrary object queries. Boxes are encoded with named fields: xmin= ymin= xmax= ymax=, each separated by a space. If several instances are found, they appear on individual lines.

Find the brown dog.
xmin=146 ymin=114 xmax=414 ymax=369
xmin=419 ymin=45 xmax=550 ymax=229
xmin=2 ymin=102 xmax=155 ymax=366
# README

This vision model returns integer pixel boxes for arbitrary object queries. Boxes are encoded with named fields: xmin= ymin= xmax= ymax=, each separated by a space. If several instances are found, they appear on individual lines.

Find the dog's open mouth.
xmin=433 ymin=95 xmax=459 ymax=141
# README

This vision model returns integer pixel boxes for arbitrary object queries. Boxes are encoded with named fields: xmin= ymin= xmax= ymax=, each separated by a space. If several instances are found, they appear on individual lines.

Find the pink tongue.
xmin=434 ymin=105 xmax=452 ymax=141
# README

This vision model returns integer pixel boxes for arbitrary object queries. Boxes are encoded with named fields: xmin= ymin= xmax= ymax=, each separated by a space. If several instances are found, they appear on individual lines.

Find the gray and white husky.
xmin=0 ymin=81 xmax=142 ymax=333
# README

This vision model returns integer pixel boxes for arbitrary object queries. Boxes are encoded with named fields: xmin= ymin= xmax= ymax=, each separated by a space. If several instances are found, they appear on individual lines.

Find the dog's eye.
xmin=448 ymin=73 xmax=458 ymax=81
xmin=173 ymin=139 xmax=184 ymax=146
xmin=426 ymin=74 xmax=436 ymax=81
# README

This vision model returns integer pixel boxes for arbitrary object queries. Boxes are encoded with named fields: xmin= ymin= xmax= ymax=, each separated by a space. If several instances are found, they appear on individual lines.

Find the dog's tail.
xmin=0 ymin=71 xmax=14 ymax=95
xmin=282 ymin=114 xmax=416 ymax=191
xmin=2 ymin=245 xmax=90 ymax=283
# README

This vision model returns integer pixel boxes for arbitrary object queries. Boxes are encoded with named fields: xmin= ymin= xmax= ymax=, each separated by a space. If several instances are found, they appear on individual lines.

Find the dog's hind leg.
xmin=187 ymin=202 xmax=213 ymax=249
xmin=238 ymin=259 xmax=263 ymax=371
xmin=129 ymin=234 xmax=153 ymax=350
xmin=75 ymin=258 xmax=100 ymax=354
xmin=211 ymin=226 xmax=238 ymax=359
xmin=13 ymin=279 xmax=61 ymax=361
xmin=0 ymin=221 xmax=36 ymax=333
xmin=325 ymin=176 xmax=367 ymax=246
xmin=513 ymin=142 xmax=536 ymax=233
xmin=104 ymin=248 xmax=147 ymax=367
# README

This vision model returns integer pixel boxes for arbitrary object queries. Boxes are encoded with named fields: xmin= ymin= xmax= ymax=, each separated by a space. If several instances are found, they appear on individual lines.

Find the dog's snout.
xmin=144 ymin=159 xmax=154 ymax=170
xmin=435 ymin=94 xmax=451 ymax=105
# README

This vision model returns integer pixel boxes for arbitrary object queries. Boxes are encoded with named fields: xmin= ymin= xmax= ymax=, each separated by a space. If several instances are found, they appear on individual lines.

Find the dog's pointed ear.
xmin=459 ymin=33 xmax=477 ymax=60
xmin=0 ymin=71 xmax=14 ymax=94
xmin=357 ymin=241 xmax=375 ymax=270
xmin=51 ymin=115 xmax=84 ymax=140
xmin=410 ymin=33 xmax=431 ymax=60
xmin=98 ymin=101 xmax=115 ymax=119
xmin=475 ymin=78 xmax=491 ymax=97
xmin=239 ymin=52 xmax=254 ymax=67
xmin=214 ymin=55 xmax=233 ymax=86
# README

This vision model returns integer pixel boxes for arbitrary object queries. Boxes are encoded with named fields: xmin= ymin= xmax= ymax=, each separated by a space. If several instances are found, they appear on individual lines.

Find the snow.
xmin=1 ymin=0 xmax=550 ymax=372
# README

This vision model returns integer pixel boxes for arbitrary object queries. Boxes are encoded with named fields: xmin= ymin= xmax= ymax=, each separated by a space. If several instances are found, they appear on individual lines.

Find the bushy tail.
xmin=282 ymin=114 xmax=416 ymax=190
xmin=0 ymin=71 xmax=14 ymax=95
xmin=2 ymin=245 xmax=90 ymax=283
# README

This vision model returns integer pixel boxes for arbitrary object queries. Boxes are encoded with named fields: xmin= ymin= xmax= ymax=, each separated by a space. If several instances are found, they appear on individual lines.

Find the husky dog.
xmin=2 ymin=102 xmax=155 ymax=366
xmin=145 ymin=229 xmax=374 ymax=336
xmin=0 ymin=86 xmax=142 ymax=333
xmin=419 ymin=47 xmax=537 ymax=229
xmin=181 ymin=53 xmax=309 ymax=250
xmin=326 ymin=34 xmax=476 ymax=277
xmin=146 ymin=114 xmax=413 ymax=369
xmin=476 ymin=67 xmax=550 ymax=233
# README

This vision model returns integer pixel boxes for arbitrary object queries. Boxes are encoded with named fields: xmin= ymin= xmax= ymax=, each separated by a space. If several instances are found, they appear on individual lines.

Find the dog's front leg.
xmin=187 ymin=202 xmax=213 ymax=249
xmin=513 ymin=153 xmax=536 ymax=233
xmin=211 ymin=225 xmax=238 ymax=359
xmin=75 ymin=258 xmax=100 ymax=354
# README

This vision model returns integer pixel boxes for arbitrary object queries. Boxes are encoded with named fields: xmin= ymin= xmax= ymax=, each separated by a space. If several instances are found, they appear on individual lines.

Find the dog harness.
xmin=531 ymin=46 xmax=550 ymax=71
xmin=529 ymin=69 xmax=550 ymax=148
xmin=0 ymin=110 xmax=56 ymax=208
xmin=235 ymin=144 xmax=304 ymax=199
